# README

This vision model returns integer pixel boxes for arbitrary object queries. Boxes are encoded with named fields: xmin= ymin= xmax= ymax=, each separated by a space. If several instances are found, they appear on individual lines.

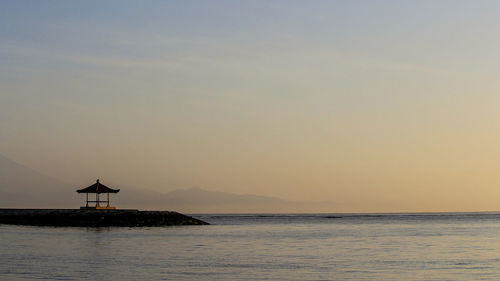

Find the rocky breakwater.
xmin=0 ymin=209 xmax=209 ymax=227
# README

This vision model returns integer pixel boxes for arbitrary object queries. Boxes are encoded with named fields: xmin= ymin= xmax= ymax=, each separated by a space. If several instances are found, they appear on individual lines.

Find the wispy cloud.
xmin=1 ymin=34 xmax=452 ymax=81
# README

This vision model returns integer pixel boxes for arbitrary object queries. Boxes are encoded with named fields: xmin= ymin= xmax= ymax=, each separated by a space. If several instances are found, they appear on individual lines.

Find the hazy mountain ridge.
xmin=0 ymin=154 xmax=79 ymax=208
xmin=116 ymin=187 xmax=333 ymax=213
xmin=0 ymin=154 xmax=333 ymax=212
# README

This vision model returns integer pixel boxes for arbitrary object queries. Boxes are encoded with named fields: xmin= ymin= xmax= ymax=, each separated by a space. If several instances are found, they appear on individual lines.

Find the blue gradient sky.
xmin=2 ymin=1 xmax=500 ymax=211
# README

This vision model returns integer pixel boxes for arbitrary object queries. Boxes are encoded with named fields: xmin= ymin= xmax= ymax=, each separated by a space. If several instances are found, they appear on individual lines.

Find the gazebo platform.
xmin=80 ymin=206 xmax=116 ymax=210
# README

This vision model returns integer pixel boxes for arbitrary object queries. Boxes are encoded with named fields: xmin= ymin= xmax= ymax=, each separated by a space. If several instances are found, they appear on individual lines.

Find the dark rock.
xmin=0 ymin=209 xmax=209 ymax=226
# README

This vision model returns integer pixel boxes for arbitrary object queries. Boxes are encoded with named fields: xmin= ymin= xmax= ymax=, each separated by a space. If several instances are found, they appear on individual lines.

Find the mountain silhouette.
xmin=0 ymin=154 xmax=332 ymax=212
xmin=0 ymin=154 xmax=78 ymax=208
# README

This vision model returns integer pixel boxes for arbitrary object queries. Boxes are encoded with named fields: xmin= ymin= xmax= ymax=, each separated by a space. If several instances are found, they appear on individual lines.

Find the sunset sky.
xmin=2 ymin=1 xmax=500 ymax=212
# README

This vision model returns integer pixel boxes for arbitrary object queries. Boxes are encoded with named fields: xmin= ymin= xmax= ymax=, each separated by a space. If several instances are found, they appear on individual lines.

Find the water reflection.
xmin=2 ymin=213 xmax=500 ymax=280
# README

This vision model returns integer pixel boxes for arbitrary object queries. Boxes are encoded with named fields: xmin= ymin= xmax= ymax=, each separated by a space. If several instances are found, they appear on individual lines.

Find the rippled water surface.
xmin=3 ymin=213 xmax=500 ymax=280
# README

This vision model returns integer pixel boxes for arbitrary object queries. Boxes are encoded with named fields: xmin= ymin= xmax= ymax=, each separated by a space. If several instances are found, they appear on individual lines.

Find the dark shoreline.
xmin=0 ymin=209 xmax=209 ymax=227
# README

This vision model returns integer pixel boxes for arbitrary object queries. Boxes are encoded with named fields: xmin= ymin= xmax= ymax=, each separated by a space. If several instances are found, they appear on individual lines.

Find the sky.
xmin=2 ymin=0 xmax=500 ymax=212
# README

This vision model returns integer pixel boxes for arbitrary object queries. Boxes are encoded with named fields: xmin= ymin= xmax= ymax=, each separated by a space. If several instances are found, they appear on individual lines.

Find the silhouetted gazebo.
xmin=77 ymin=179 xmax=120 ymax=209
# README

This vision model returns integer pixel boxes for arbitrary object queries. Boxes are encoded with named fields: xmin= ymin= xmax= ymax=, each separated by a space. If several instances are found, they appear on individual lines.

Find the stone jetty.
xmin=0 ymin=209 xmax=209 ymax=227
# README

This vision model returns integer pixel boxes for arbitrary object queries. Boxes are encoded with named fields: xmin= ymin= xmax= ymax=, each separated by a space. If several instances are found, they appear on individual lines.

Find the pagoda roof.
xmin=76 ymin=179 xmax=120 ymax=194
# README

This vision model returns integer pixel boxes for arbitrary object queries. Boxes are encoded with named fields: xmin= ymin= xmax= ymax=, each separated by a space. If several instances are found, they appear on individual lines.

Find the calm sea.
xmin=2 ymin=213 xmax=500 ymax=280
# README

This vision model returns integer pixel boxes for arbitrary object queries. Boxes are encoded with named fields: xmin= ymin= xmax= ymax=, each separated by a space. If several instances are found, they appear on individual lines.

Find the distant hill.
xmin=0 ymin=154 xmax=333 ymax=212
xmin=116 ymin=187 xmax=333 ymax=213
xmin=0 ymin=154 xmax=78 ymax=208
